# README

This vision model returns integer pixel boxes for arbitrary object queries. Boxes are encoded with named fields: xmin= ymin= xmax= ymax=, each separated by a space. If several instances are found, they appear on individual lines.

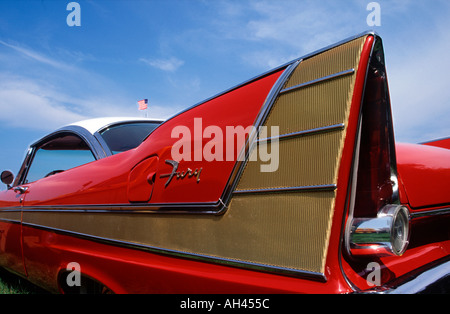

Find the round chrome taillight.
xmin=347 ymin=204 xmax=411 ymax=257
xmin=383 ymin=205 xmax=410 ymax=256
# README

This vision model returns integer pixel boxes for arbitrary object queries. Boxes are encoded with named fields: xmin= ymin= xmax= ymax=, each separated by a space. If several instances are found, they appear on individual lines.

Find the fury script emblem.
xmin=160 ymin=160 xmax=202 ymax=187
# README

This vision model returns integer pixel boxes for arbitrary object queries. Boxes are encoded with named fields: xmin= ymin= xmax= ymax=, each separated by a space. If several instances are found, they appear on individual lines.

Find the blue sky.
xmin=1 ymin=0 xmax=450 ymax=189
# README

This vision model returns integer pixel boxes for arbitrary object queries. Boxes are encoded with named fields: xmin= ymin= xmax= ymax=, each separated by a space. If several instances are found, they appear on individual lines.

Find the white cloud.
xmin=0 ymin=41 xmax=165 ymax=131
xmin=0 ymin=72 xmax=179 ymax=132
xmin=209 ymin=0 xmax=450 ymax=143
xmin=0 ymin=40 xmax=75 ymax=71
xmin=388 ymin=20 xmax=450 ymax=143
xmin=139 ymin=57 xmax=184 ymax=72
xmin=241 ymin=50 xmax=297 ymax=70
xmin=0 ymin=36 xmax=189 ymax=137
xmin=0 ymin=77 xmax=87 ymax=131
xmin=205 ymin=0 xmax=361 ymax=70
xmin=1 ymin=0 xmax=449 ymax=145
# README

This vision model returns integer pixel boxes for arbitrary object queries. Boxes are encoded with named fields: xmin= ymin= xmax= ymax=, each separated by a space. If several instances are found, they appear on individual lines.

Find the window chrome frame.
xmin=13 ymin=126 xmax=106 ymax=187
xmin=12 ymin=120 xmax=164 ymax=187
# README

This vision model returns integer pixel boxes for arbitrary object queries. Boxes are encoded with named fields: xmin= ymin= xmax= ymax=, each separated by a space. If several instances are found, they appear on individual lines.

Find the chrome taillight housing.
xmin=347 ymin=204 xmax=410 ymax=256
xmin=345 ymin=37 xmax=411 ymax=258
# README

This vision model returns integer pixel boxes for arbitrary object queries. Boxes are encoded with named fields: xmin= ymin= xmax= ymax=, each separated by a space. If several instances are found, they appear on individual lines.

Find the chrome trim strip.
xmin=361 ymin=257 xmax=450 ymax=294
xmin=3 ymin=203 xmax=448 ymax=218
xmin=20 ymin=220 xmax=327 ymax=281
xmin=0 ymin=201 xmax=222 ymax=215
xmin=0 ymin=208 xmax=24 ymax=212
xmin=0 ymin=201 xmax=450 ymax=220
xmin=411 ymin=207 xmax=450 ymax=219
xmin=280 ymin=69 xmax=355 ymax=95
xmin=295 ymin=31 xmax=378 ymax=63
xmin=258 ymin=124 xmax=345 ymax=143
xmin=234 ymin=184 xmax=337 ymax=195
xmin=31 ymin=126 xmax=108 ymax=160
xmin=13 ymin=147 xmax=33 ymax=187
xmin=0 ymin=217 xmax=21 ymax=224
xmin=93 ymin=132 xmax=113 ymax=156
xmin=263 ymin=31 xmax=377 ymax=77
xmin=338 ymin=33 xmax=379 ymax=292
xmin=384 ymin=259 xmax=450 ymax=294
xmin=419 ymin=136 xmax=450 ymax=145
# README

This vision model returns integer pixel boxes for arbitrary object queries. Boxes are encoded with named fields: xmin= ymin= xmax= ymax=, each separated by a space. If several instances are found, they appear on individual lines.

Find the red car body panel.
xmin=423 ymin=137 xmax=450 ymax=150
xmin=21 ymin=224 xmax=351 ymax=294
xmin=20 ymin=69 xmax=284 ymax=207
xmin=1 ymin=32 xmax=449 ymax=294
xmin=396 ymin=143 xmax=450 ymax=209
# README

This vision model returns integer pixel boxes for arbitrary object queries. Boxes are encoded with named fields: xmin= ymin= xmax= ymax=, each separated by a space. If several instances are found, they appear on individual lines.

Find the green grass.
xmin=0 ymin=267 xmax=48 ymax=294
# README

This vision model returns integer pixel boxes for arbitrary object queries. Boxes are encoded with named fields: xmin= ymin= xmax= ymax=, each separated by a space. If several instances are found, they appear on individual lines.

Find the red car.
xmin=0 ymin=32 xmax=449 ymax=294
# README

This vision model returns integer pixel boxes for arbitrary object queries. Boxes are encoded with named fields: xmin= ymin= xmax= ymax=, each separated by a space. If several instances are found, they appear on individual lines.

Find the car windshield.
xmin=99 ymin=122 xmax=161 ymax=154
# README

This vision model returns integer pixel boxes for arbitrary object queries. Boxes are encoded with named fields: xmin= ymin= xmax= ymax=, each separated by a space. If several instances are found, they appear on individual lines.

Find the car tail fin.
xmin=225 ymin=34 xmax=377 ymax=276
xmin=422 ymin=137 xmax=450 ymax=150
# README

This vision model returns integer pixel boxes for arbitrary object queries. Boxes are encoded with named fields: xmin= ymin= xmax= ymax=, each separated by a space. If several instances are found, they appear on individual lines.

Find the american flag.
xmin=138 ymin=99 xmax=148 ymax=110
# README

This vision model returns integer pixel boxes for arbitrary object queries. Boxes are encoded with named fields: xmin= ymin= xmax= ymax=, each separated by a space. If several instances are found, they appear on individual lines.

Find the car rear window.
xmin=99 ymin=122 xmax=160 ymax=154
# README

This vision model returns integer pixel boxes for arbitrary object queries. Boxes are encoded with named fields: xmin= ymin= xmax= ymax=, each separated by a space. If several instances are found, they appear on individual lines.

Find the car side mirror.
xmin=1 ymin=170 xmax=14 ymax=189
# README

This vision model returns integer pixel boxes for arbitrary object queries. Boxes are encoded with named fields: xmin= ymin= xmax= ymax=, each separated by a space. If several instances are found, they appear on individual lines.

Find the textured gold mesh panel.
xmin=236 ymin=131 xmax=344 ymax=190
xmin=264 ymin=75 xmax=354 ymax=135
xmin=230 ymin=35 xmax=368 ymax=273
xmin=236 ymin=37 xmax=366 ymax=193
xmin=223 ymin=192 xmax=337 ymax=273
xmin=0 ymin=211 xmax=21 ymax=223
xmin=23 ymin=190 xmax=336 ymax=274
xmin=284 ymin=37 xmax=366 ymax=89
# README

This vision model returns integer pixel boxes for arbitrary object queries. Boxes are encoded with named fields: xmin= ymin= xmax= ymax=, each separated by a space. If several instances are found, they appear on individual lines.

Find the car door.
xmin=0 ymin=186 xmax=27 ymax=276
xmin=15 ymin=132 xmax=98 ymax=290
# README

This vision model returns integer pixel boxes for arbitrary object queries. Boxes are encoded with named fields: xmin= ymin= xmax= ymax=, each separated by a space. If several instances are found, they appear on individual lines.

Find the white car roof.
xmin=68 ymin=117 xmax=164 ymax=135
